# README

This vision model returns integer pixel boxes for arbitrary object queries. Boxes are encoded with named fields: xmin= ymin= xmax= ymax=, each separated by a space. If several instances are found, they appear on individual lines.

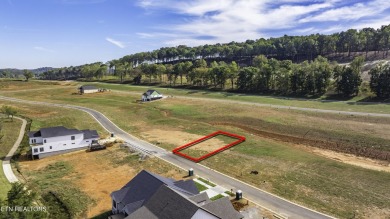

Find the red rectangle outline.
xmin=172 ymin=130 xmax=245 ymax=163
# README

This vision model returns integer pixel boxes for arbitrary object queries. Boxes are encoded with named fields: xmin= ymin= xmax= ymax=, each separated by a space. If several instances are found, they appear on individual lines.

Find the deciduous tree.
xmin=23 ymin=70 xmax=34 ymax=81
xmin=1 ymin=105 xmax=18 ymax=121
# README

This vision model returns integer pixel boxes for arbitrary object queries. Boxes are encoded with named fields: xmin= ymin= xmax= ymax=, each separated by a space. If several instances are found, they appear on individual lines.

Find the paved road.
xmin=2 ymin=116 xmax=27 ymax=183
xmin=0 ymin=95 xmax=334 ymax=219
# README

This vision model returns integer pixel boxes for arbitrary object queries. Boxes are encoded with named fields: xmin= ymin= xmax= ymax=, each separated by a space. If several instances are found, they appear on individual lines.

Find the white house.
xmin=28 ymin=126 xmax=99 ymax=159
xmin=79 ymin=85 xmax=99 ymax=94
xmin=141 ymin=90 xmax=163 ymax=101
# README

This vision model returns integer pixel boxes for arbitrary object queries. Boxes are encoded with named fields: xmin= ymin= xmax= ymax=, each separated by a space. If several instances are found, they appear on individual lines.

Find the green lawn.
xmin=194 ymin=181 xmax=208 ymax=192
xmin=197 ymin=177 xmax=216 ymax=187
xmin=210 ymin=194 xmax=225 ymax=201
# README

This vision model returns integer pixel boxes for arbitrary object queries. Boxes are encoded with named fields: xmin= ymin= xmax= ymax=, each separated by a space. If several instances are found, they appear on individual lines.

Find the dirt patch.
xmin=312 ymin=148 xmax=390 ymax=172
xmin=141 ymin=129 xmax=227 ymax=152
xmin=210 ymin=122 xmax=390 ymax=162
xmin=19 ymin=147 xmax=135 ymax=218
xmin=361 ymin=206 xmax=390 ymax=219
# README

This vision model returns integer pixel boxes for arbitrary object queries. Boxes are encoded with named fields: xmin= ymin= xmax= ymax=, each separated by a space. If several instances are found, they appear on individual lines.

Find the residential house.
xmin=141 ymin=90 xmax=163 ymax=101
xmin=79 ymin=85 xmax=99 ymax=94
xmin=29 ymin=126 xmax=99 ymax=159
xmin=110 ymin=170 xmax=243 ymax=219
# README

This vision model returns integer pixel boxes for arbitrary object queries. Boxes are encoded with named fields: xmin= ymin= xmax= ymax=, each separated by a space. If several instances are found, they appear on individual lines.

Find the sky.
xmin=1 ymin=0 xmax=390 ymax=69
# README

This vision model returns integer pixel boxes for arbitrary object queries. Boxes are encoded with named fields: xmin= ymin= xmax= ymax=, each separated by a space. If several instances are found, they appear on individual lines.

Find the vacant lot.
xmin=2 ymin=81 xmax=390 ymax=218
xmin=143 ymin=129 xmax=238 ymax=158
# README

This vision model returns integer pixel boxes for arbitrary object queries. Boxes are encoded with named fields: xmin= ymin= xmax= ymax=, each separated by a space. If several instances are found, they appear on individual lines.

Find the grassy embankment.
xmin=0 ymin=117 xmax=22 ymax=200
xmin=1 ymin=80 xmax=390 ymax=218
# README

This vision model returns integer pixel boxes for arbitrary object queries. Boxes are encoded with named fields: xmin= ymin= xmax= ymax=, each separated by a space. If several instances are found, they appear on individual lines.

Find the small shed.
xmin=79 ymin=85 xmax=99 ymax=94
xmin=142 ymin=90 xmax=163 ymax=101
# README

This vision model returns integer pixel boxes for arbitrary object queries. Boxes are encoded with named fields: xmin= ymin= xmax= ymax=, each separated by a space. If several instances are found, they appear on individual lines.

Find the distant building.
xmin=110 ymin=170 xmax=243 ymax=219
xmin=28 ymin=126 xmax=99 ymax=159
xmin=141 ymin=90 xmax=163 ymax=102
xmin=79 ymin=85 xmax=99 ymax=94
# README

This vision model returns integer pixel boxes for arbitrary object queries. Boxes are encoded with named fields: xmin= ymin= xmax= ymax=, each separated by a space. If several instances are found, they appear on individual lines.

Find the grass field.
xmin=0 ymin=117 xmax=22 ymax=200
xmin=0 ymin=101 xmax=107 ymax=136
xmin=92 ymin=82 xmax=390 ymax=114
xmin=3 ymin=79 xmax=390 ymax=114
xmin=1 ymin=80 xmax=390 ymax=218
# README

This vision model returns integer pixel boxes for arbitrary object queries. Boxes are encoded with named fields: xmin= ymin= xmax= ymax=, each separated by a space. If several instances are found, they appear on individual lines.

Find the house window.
xmin=40 ymin=147 xmax=44 ymax=152
xmin=63 ymin=144 xmax=66 ymax=146
xmin=50 ymin=146 xmax=52 ymax=149
xmin=86 ymin=141 xmax=89 ymax=142
xmin=33 ymin=148 xmax=38 ymax=153
xmin=44 ymin=139 xmax=47 ymax=143
xmin=72 ymin=143 xmax=75 ymax=144
xmin=32 ymin=139 xmax=36 ymax=143
xmin=112 ymin=200 xmax=116 ymax=208
xmin=71 ymin=136 xmax=75 ymax=140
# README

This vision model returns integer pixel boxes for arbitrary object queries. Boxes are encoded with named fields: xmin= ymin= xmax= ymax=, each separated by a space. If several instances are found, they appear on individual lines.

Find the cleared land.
xmin=18 ymin=145 xmax=185 ymax=218
xmin=1 ymin=80 xmax=390 ymax=218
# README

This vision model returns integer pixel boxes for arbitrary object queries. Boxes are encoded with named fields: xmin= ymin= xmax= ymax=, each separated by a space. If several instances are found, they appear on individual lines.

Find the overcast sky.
xmin=1 ymin=0 xmax=390 ymax=69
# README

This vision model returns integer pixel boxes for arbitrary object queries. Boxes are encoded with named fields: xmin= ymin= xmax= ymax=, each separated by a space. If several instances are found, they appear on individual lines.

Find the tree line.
xmin=38 ymin=24 xmax=390 ymax=99
xmin=40 ymin=54 xmax=390 ymax=98
xmin=116 ymin=24 xmax=390 ymax=65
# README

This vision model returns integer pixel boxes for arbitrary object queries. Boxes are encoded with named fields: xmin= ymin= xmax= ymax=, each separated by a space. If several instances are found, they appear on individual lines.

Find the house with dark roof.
xmin=28 ymin=126 xmax=99 ymax=159
xmin=110 ymin=170 xmax=243 ymax=219
xmin=79 ymin=85 xmax=99 ymax=94
xmin=141 ymin=90 xmax=163 ymax=102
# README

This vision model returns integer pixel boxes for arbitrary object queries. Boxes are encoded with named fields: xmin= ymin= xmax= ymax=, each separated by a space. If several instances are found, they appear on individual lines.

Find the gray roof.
xmin=143 ymin=90 xmax=161 ymax=96
xmin=79 ymin=85 xmax=98 ymax=90
xmin=29 ymin=131 xmax=40 ymax=138
xmin=82 ymin=130 xmax=99 ymax=139
xmin=108 ymin=214 xmax=126 ymax=219
xmin=189 ymin=192 xmax=211 ymax=206
xmin=124 ymin=206 xmax=157 ymax=219
xmin=173 ymin=180 xmax=199 ymax=195
xmin=203 ymin=197 xmax=244 ymax=219
xmin=125 ymin=185 xmax=201 ymax=219
xmin=111 ymin=170 xmax=199 ymax=215
xmin=113 ymin=170 xmax=242 ymax=219
xmin=28 ymin=126 xmax=82 ymax=138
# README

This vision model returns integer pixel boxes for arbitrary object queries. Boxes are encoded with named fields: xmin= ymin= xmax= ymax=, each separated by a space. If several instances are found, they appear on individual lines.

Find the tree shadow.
xmin=321 ymin=94 xmax=355 ymax=101
xmin=356 ymin=96 xmax=390 ymax=103
xmin=187 ymin=91 xmax=200 ymax=95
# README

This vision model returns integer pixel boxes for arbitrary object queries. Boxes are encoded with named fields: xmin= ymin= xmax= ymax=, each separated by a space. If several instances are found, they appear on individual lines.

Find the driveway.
xmin=2 ymin=116 xmax=27 ymax=183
